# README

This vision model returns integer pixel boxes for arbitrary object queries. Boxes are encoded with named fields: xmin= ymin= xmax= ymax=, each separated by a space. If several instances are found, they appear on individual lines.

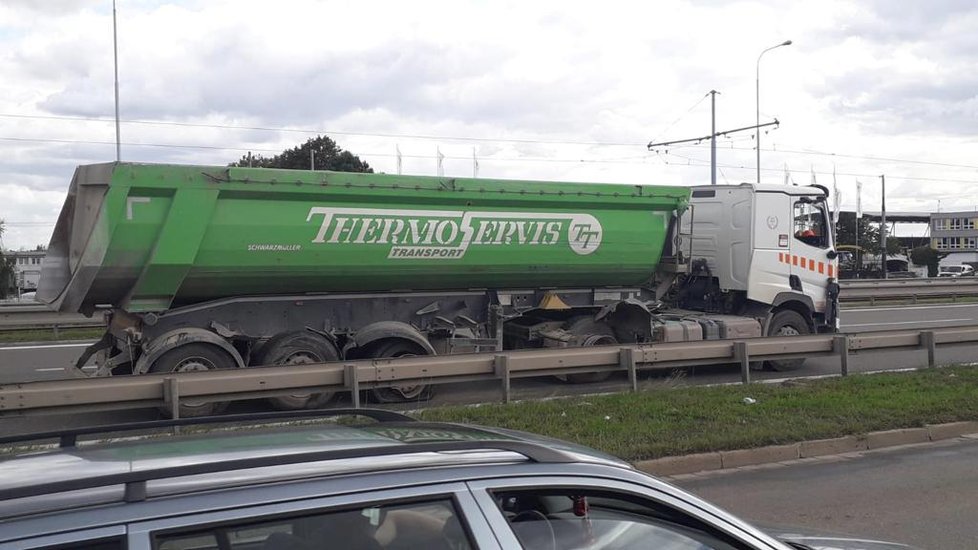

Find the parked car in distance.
xmin=0 ymin=409 xmax=918 ymax=550
xmin=937 ymin=264 xmax=975 ymax=277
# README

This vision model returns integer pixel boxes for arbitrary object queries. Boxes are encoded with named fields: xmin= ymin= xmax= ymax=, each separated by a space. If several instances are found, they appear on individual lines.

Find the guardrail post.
xmin=344 ymin=364 xmax=361 ymax=408
xmin=163 ymin=377 xmax=180 ymax=420
xmin=833 ymin=335 xmax=849 ymax=377
xmin=733 ymin=341 xmax=749 ymax=385
xmin=919 ymin=331 xmax=936 ymax=368
xmin=494 ymin=355 xmax=511 ymax=403
xmin=619 ymin=347 xmax=638 ymax=392
xmin=52 ymin=324 xmax=60 ymax=340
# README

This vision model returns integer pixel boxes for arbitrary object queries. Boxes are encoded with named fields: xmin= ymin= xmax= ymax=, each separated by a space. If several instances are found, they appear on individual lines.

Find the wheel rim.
xmin=386 ymin=351 xmax=426 ymax=399
xmin=776 ymin=325 xmax=801 ymax=337
xmin=173 ymin=356 xmax=216 ymax=407
xmin=173 ymin=355 xmax=217 ymax=372
xmin=281 ymin=351 xmax=321 ymax=399
xmin=582 ymin=334 xmax=616 ymax=347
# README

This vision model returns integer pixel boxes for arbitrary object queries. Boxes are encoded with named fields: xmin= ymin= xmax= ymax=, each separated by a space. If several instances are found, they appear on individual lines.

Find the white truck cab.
xmin=681 ymin=183 xmax=839 ymax=340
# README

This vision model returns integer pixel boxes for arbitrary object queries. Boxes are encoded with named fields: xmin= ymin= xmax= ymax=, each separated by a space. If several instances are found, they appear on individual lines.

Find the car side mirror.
xmin=826 ymin=250 xmax=838 ymax=260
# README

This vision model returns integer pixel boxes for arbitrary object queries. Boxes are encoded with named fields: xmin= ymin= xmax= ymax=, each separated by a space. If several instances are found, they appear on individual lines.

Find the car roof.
xmin=0 ymin=409 xmax=630 ymax=521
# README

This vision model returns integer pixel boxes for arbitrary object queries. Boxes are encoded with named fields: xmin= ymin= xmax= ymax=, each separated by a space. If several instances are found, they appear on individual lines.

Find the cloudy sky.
xmin=1 ymin=0 xmax=976 ymax=249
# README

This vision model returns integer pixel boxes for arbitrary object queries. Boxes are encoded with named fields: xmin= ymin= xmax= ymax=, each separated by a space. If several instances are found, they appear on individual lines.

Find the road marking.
xmin=845 ymin=303 xmax=978 ymax=313
xmin=0 ymin=342 xmax=95 ymax=351
xmin=843 ymin=318 xmax=971 ymax=328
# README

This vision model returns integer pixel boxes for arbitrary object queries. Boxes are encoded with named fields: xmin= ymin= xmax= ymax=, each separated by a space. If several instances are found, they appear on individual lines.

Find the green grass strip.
xmin=418 ymin=366 xmax=978 ymax=461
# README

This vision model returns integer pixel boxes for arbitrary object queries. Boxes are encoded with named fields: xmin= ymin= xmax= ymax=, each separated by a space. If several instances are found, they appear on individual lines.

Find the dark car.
xmin=0 ymin=409 xmax=916 ymax=550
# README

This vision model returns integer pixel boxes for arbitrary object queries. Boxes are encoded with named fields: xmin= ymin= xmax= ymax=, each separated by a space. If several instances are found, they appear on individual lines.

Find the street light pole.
xmin=756 ymin=39 xmax=792 ymax=183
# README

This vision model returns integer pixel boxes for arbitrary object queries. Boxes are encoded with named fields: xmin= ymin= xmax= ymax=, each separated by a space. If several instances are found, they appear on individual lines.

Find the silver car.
xmin=0 ymin=409 xmax=914 ymax=550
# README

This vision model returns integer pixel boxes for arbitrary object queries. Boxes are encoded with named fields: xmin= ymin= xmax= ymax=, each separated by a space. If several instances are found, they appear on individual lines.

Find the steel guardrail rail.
xmin=0 ymin=304 xmax=101 ymax=332
xmin=2 ymin=325 xmax=975 ymax=418
xmin=839 ymin=278 xmax=978 ymax=302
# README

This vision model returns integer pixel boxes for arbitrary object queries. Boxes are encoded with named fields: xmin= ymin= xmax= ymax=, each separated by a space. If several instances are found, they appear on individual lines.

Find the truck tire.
xmin=253 ymin=331 xmax=340 ymax=410
xmin=366 ymin=340 xmax=434 ymax=403
xmin=148 ymin=343 xmax=234 ymax=417
xmin=765 ymin=309 xmax=809 ymax=371
xmin=565 ymin=317 xmax=618 ymax=384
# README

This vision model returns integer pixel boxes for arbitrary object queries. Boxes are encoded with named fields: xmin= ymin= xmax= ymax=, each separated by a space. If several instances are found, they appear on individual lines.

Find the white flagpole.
xmin=472 ymin=147 xmax=479 ymax=178
xmin=832 ymin=165 xmax=840 ymax=223
xmin=436 ymin=147 xmax=444 ymax=177
xmin=395 ymin=145 xmax=402 ymax=175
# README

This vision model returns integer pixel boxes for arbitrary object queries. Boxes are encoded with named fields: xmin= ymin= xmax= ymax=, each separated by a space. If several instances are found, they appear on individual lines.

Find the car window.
xmin=491 ymin=489 xmax=750 ymax=550
xmin=154 ymin=498 xmax=472 ymax=550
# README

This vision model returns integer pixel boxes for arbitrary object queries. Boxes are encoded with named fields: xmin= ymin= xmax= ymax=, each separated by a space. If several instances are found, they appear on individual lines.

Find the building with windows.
xmin=5 ymin=249 xmax=47 ymax=291
xmin=930 ymin=211 xmax=978 ymax=265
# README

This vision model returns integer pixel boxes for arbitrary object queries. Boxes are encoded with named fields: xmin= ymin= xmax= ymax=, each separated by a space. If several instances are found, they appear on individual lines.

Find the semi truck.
xmin=38 ymin=163 xmax=839 ymax=415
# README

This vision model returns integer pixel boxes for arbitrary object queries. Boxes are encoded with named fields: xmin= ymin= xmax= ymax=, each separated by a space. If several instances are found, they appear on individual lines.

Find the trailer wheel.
xmin=765 ymin=309 xmax=810 ymax=371
xmin=565 ymin=317 xmax=618 ymax=384
xmin=149 ymin=343 xmax=234 ymax=417
xmin=253 ymin=331 xmax=340 ymax=410
xmin=366 ymin=340 xmax=434 ymax=403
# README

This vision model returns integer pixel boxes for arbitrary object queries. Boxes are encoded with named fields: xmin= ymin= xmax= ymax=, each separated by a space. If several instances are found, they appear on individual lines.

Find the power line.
xmin=0 ymin=113 xmax=644 ymax=148
xmin=5 ymin=111 xmax=978 ymax=171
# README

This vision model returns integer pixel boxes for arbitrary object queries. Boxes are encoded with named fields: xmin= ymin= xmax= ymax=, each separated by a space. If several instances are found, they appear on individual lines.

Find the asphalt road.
xmin=676 ymin=436 xmax=978 ymax=550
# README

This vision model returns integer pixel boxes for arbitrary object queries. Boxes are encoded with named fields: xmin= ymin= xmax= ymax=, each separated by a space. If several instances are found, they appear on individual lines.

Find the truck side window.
xmin=793 ymin=201 xmax=829 ymax=248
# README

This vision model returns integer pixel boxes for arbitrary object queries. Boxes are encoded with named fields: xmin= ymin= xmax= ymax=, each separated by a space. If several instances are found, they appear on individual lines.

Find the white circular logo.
xmin=567 ymin=214 xmax=603 ymax=255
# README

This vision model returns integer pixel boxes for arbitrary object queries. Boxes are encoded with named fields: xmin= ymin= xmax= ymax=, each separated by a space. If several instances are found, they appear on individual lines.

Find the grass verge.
xmin=0 ymin=327 xmax=103 ymax=344
xmin=418 ymin=366 xmax=978 ymax=462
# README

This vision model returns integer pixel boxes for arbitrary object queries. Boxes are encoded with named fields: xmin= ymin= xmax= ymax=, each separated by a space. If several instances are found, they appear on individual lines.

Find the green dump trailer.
xmin=38 ymin=162 xmax=693 ymax=413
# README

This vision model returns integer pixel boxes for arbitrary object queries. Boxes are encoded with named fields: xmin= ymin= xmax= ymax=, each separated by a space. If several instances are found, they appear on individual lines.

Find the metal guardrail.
xmin=839 ymin=278 xmax=978 ymax=303
xmin=0 ymin=305 xmax=100 ymax=337
xmin=2 ymin=325 xmax=973 ymax=418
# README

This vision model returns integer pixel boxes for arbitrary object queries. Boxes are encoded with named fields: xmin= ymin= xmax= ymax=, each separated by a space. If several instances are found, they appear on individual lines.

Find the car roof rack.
xmin=0 ymin=408 xmax=415 ymax=449
xmin=0 ymin=438 xmax=580 ymax=502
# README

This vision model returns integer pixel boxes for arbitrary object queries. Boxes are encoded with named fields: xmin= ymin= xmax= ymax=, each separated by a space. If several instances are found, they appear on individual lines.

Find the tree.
xmin=910 ymin=246 xmax=948 ymax=277
xmin=0 ymin=220 xmax=14 ymax=299
xmin=230 ymin=135 xmax=373 ymax=173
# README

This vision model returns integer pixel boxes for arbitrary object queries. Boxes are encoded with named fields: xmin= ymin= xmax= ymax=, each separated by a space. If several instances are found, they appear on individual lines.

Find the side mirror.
xmin=826 ymin=250 xmax=838 ymax=260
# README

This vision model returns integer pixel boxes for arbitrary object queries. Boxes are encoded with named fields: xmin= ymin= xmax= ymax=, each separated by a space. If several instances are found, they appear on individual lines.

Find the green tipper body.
xmin=38 ymin=163 xmax=689 ymax=313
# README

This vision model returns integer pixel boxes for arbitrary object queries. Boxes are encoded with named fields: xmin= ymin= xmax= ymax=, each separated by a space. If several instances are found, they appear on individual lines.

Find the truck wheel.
xmin=565 ymin=317 xmax=618 ymax=384
xmin=253 ymin=332 xmax=339 ymax=410
xmin=149 ymin=343 xmax=234 ymax=417
xmin=367 ymin=340 xmax=434 ymax=403
xmin=765 ymin=310 xmax=810 ymax=371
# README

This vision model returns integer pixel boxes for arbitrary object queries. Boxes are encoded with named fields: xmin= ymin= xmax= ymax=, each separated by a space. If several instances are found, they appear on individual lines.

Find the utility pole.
xmin=710 ymin=90 xmax=718 ymax=186
xmin=880 ymin=174 xmax=887 ymax=279
xmin=648 ymin=119 xmax=779 ymax=185
xmin=112 ymin=0 xmax=121 ymax=162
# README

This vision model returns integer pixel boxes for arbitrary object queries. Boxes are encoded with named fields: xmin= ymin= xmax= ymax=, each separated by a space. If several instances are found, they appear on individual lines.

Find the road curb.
xmin=633 ymin=421 xmax=978 ymax=477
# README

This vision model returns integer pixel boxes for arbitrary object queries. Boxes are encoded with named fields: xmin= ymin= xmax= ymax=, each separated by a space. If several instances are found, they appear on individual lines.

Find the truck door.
xmin=788 ymin=198 xmax=835 ymax=313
